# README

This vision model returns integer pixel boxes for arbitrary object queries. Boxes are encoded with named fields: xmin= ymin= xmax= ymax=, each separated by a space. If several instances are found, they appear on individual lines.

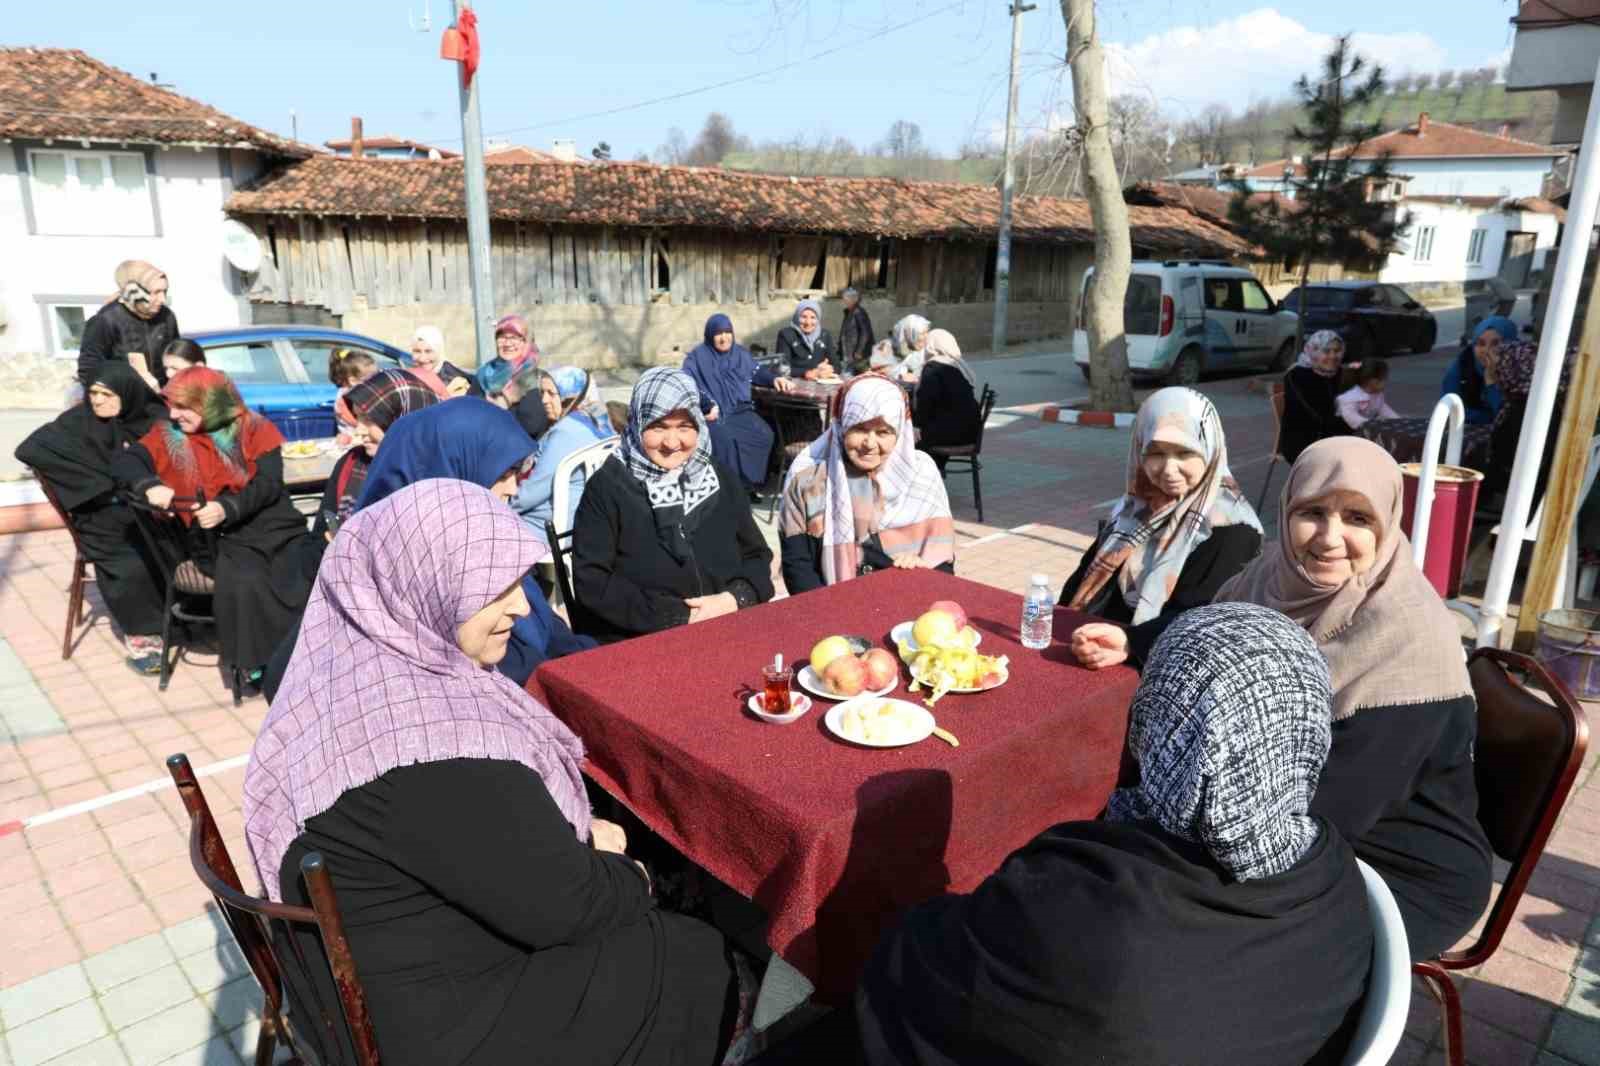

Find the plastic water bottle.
xmin=1020 ymin=573 xmax=1055 ymax=650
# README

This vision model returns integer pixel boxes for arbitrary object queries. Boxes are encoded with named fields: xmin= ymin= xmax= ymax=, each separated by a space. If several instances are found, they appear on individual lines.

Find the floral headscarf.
xmin=142 ymin=367 xmax=283 ymax=508
xmin=114 ymin=260 xmax=167 ymax=319
xmin=1296 ymin=330 xmax=1344 ymax=378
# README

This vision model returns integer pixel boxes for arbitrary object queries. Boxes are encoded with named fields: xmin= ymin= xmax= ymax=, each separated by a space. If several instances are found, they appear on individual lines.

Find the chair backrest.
xmin=972 ymin=384 xmax=998 ymax=452
xmin=1443 ymin=647 xmax=1589 ymax=967
xmin=167 ymin=753 xmax=382 ymax=1065
xmin=26 ymin=468 xmax=92 ymax=558
xmin=1268 ymin=381 xmax=1287 ymax=459
xmin=544 ymin=522 xmax=600 ymax=637
xmin=1340 ymin=859 xmax=1411 ymax=1066
xmin=766 ymin=394 xmax=828 ymax=455
xmin=549 ymin=435 xmax=620 ymax=541
xmin=123 ymin=495 xmax=220 ymax=598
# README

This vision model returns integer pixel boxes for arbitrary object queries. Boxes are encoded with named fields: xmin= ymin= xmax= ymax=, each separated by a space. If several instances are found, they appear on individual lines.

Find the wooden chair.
xmin=1412 ymin=648 xmax=1589 ymax=1066
xmin=544 ymin=522 xmax=602 ymax=639
xmin=167 ymin=753 xmax=381 ymax=1066
xmin=1254 ymin=381 xmax=1288 ymax=514
xmin=27 ymin=471 xmax=95 ymax=659
xmin=926 ymin=384 xmax=998 ymax=524
xmin=124 ymin=495 xmax=243 ymax=705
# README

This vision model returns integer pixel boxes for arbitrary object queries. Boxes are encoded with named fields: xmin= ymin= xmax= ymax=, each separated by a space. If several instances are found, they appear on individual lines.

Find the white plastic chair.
xmin=549 ymin=435 xmax=620 ymax=541
xmin=1341 ymin=859 xmax=1411 ymax=1066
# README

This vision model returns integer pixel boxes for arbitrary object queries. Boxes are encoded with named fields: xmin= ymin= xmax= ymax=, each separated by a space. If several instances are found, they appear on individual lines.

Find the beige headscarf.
xmin=1214 ymin=437 xmax=1470 ymax=720
xmin=923 ymin=328 xmax=976 ymax=388
xmin=113 ymin=260 xmax=167 ymax=318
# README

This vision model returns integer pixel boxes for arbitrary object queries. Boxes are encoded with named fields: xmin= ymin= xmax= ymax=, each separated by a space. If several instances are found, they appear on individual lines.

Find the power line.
xmin=432 ymin=1 xmax=967 ymax=144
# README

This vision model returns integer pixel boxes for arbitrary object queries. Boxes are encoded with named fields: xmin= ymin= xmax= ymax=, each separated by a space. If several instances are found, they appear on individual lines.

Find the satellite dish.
xmin=221 ymin=219 xmax=262 ymax=273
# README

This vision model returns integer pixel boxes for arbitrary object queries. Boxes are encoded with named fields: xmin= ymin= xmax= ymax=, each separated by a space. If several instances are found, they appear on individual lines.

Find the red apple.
xmin=928 ymin=600 xmax=968 ymax=631
xmin=822 ymin=654 xmax=868 ymax=697
xmin=861 ymin=648 xmax=899 ymax=691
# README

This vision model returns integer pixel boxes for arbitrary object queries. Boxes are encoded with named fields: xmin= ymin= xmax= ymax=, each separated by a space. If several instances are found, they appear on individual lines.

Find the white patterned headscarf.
xmin=1297 ymin=330 xmax=1344 ymax=378
xmin=1107 ymin=602 xmax=1332 ymax=883
xmin=618 ymin=367 xmax=720 ymax=516
xmin=1066 ymin=387 xmax=1261 ymax=624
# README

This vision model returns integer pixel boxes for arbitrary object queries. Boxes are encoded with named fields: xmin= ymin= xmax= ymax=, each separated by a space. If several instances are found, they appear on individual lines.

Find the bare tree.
xmin=685 ymin=112 xmax=748 ymax=166
xmin=1238 ymin=100 xmax=1274 ymax=164
xmin=879 ymin=120 xmax=927 ymax=160
xmin=1436 ymin=69 xmax=1456 ymax=92
xmin=1390 ymin=72 xmax=1414 ymax=95
xmin=1063 ymin=0 xmax=1134 ymax=411
xmin=1413 ymin=72 xmax=1435 ymax=92
xmin=655 ymin=127 xmax=689 ymax=165
xmin=1107 ymin=95 xmax=1168 ymax=184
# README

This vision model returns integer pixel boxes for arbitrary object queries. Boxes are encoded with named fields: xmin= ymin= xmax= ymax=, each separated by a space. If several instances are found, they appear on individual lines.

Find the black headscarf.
xmin=17 ymin=363 xmax=167 ymax=512
xmin=511 ymin=372 xmax=554 ymax=441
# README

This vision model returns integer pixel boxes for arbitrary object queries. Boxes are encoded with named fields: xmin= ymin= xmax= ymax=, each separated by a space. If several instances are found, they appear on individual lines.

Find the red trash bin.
xmin=1400 ymin=462 xmax=1483 ymax=599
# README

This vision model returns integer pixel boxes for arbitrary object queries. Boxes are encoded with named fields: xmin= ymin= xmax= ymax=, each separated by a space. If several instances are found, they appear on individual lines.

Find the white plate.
xmin=747 ymin=691 xmax=813 ymax=724
xmin=824 ymin=697 xmax=935 ymax=748
xmin=890 ymin=620 xmax=982 ymax=654
xmin=797 ymin=664 xmax=897 ymax=702
xmin=910 ymin=661 xmax=1010 ymax=695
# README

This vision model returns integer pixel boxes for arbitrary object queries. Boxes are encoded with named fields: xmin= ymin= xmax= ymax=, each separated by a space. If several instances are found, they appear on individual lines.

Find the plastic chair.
xmin=548 ymin=435 xmax=620 ymax=542
xmin=1340 ymin=859 xmax=1411 ymax=1066
xmin=167 ymin=753 xmax=382 ymax=1065
xmin=1254 ymin=382 xmax=1288 ymax=513
xmin=1412 ymin=648 xmax=1589 ymax=1066
xmin=27 ymin=470 xmax=96 ymax=659
xmin=926 ymin=384 xmax=998 ymax=523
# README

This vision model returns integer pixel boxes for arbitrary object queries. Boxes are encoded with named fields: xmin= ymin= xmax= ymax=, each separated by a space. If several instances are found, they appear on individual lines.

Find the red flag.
xmin=458 ymin=9 xmax=480 ymax=85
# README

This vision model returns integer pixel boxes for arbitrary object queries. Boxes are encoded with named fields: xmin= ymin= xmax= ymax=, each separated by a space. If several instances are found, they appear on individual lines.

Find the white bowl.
xmin=747 ymin=691 xmax=812 ymax=724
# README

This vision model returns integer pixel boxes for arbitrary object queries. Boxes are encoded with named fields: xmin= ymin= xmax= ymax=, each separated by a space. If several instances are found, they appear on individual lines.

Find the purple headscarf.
xmin=243 ymin=478 xmax=591 ymax=901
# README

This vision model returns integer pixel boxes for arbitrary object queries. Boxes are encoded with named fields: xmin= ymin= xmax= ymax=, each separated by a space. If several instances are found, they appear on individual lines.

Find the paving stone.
xmin=158 ymin=915 xmax=226 ymax=961
xmin=1539 ymin=1052 xmax=1583 ymax=1066
xmin=175 ymin=945 xmax=246 ymax=996
xmin=1550 ymin=1013 xmax=1600 ymax=1066
xmin=35 ymin=1037 xmax=132 ymax=1066
xmin=3 ymin=1000 xmax=107 ymax=1066
xmin=149 ymin=1033 xmax=240 ymax=1066
xmin=98 ymin=966 xmax=195 ymax=1031
xmin=0 ymin=964 xmax=90 ymax=1030
xmin=1571 ymin=979 xmax=1600 ymax=1025
xmin=82 ymin=935 xmax=178 ymax=995
xmin=115 ymin=1000 xmax=220 ymax=1066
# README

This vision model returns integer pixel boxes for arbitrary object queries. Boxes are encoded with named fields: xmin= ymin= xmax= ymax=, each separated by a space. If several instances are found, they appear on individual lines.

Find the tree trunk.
xmin=1063 ymin=0 xmax=1135 ymax=411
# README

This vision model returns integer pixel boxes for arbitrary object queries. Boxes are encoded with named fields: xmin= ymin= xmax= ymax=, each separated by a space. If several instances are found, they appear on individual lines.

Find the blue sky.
xmin=10 ymin=1 xmax=1522 ymax=159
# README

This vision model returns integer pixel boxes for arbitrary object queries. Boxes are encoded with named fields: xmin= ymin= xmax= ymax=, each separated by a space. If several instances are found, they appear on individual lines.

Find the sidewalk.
xmin=4 ymin=343 xmax=1598 ymax=1065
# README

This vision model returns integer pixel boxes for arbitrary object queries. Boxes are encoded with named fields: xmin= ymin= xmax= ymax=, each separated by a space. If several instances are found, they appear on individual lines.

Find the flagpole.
xmin=452 ymin=0 xmax=496 ymax=371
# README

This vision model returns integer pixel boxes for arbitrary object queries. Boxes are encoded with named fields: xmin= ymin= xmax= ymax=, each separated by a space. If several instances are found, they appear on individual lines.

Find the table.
xmin=282 ymin=446 xmax=345 ymax=494
xmin=533 ymin=569 xmax=1139 ymax=1003
xmin=1357 ymin=417 xmax=1492 ymax=470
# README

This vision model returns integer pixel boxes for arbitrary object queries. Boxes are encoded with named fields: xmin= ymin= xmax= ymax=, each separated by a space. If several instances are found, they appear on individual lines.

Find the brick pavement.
xmin=5 ymin=345 xmax=1600 ymax=1065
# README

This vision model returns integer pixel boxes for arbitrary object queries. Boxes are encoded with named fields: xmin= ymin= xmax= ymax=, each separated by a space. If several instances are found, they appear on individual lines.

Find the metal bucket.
xmin=1400 ymin=463 xmax=1484 ymax=600
xmin=1536 ymin=608 xmax=1600 ymax=700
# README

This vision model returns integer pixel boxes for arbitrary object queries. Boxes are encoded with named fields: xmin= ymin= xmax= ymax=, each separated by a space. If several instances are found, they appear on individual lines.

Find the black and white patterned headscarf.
xmin=619 ymin=367 xmax=720 ymax=516
xmin=1106 ymin=602 xmax=1332 ymax=882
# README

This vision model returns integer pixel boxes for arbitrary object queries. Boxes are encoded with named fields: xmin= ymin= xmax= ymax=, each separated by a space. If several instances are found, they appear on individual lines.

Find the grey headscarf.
xmin=792 ymin=298 xmax=823 ymax=351
xmin=1106 ymin=602 xmax=1332 ymax=883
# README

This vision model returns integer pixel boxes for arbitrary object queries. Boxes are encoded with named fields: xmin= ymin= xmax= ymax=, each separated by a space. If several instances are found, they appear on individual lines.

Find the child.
xmin=1336 ymin=359 xmax=1400 ymax=429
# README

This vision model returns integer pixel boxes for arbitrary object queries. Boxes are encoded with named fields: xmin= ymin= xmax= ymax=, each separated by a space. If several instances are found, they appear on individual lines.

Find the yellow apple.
xmin=810 ymin=635 xmax=854 ymax=675
xmin=912 ymin=610 xmax=960 ymax=648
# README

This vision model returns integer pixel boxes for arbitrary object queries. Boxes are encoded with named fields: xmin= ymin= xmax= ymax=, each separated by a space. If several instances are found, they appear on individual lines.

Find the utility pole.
xmin=453 ymin=0 xmax=496 ymax=370
xmin=992 ymin=1 xmax=1034 ymax=355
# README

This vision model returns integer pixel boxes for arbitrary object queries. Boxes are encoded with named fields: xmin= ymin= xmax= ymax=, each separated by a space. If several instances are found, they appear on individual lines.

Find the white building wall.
xmin=1353 ymin=157 xmax=1554 ymax=199
xmin=1379 ymin=201 xmax=1562 ymax=286
xmin=0 ymin=145 xmax=256 ymax=360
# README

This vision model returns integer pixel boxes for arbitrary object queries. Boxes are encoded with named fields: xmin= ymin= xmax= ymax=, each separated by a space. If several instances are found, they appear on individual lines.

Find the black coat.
xmin=775 ymin=326 xmax=837 ymax=377
xmin=78 ymin=302 xmax=179 ymax=388
xmin=572 ymin=456 xmax=775 ymax=643
xmin=913 ymin=362 xmax=981 ymax=448
xmin=839 ymin=305 xmax=876 ymax=373
xmin=1279 ymin=366 xmax=1348 ymax=464
xmin=278 ymin=758 xmax=733 ymax=1066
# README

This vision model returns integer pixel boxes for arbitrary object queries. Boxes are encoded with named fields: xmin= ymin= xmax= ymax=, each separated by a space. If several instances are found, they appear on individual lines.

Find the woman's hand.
xmin=194 ymin=501 xmax=227 ymax=529
xmin=591 ymin=819 xmax=628 ymax=855
xmin=144 ymin=485 xmax=176 ymax=510
xmin=1071 ymin=623 xmax=1129 ymax=670
xmin=891 ymin=553 xmax=930 ymax=570
xmin=706 ymin=404 xmax=720 ymax=422
xmin=685 ymin=591 xmax=739 ymax=623
xmin=772 ymin=377 xmax=797 ymax=394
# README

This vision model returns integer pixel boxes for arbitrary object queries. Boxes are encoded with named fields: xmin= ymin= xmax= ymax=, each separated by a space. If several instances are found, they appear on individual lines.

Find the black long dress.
xmin=278 ymin=758 xmax=734 ymax=1066
xmin=571 ymin=456 xmax=775 ymax=643
xmin=1059 ymin=524 xmax=1261 ymax=666
xmin=857 ymin=818 xmax=1371 ymax=1066
xmin=774 ymin=326 xmax=837 ymax=377
xmin=913 ymin=362 xmax=982 ymax=474
xmin=1279 ymin=366 xmax=1349 ymax=464
xmin=839 ymin=305 xmax=875 ymax=374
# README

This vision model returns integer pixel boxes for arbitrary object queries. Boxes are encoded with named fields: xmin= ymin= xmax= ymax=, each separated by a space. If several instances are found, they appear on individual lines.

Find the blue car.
xmin=185 ymin=326 xmax=413 ymax=441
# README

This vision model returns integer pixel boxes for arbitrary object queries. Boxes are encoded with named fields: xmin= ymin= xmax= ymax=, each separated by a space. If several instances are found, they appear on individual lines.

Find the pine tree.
xmin=1227 ymin=35 xmax=1410 ymax=356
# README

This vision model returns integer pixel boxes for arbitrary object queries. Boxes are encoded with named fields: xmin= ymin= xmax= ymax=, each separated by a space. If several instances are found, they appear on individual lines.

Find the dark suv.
xmin=1279 ymin=282 xmax=1438 ymax=361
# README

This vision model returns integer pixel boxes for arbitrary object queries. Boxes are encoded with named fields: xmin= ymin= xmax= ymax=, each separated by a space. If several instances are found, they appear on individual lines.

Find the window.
xmin=1203 ymin=278 xmax=1231 ymax=310
xmin=1122 ymin=275 xmax=1163 ymax=336
xmin=200 ymin=343 xmax=290 ymax=386
xmin=1240 ymin=279 xmax=1273 ymax=312
xmin=42 ymin=301 xmax=105 ymax=358
xmin=1467 ymin=229 xmax=1487 ymax=265
xmin=1413 ymin=225 xmax=1436 ymax=263
xmin=26 ymin=148 xmax=155 ymax=237
xmin=288 ymin=340 xmax=400 ymax=385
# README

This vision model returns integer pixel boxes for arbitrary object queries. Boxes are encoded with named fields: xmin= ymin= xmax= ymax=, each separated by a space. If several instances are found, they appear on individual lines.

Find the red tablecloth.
xmin=533 ymin=569 xmax=1139 ymax=1002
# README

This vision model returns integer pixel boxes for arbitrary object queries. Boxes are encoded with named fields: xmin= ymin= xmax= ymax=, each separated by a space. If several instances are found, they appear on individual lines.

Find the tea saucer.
xmin=747 ymin=692 xmax=813 ymax=724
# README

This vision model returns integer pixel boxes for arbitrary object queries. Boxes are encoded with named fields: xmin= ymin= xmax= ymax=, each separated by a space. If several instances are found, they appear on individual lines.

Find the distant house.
xmin=0 ymin=47 xmax=309 ymax=387
xmin=326 ymin=134 xmax=457 ymax=161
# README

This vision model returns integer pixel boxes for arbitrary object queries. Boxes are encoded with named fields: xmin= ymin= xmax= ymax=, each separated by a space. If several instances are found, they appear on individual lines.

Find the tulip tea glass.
xmin=761 ymin=663 xmax=793 ymax=714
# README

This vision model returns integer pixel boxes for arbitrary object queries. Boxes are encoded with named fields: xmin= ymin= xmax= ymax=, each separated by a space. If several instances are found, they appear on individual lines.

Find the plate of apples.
xmin=800 ymin=634 xmax=900 ymax=700
xmin=890 ymin=600 xmax=982 ymax=658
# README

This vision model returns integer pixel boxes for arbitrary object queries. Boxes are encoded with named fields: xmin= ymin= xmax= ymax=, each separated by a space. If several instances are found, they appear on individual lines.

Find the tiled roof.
xmin=1346 ymin=117 xmax=1561 ymax=160
xmin=225 ymin=156 xmax=1252 ymax=254
xmin=486 ymin=145 xmax=584 ymax=165
xmin=1123 ymin=181 xmax=1298 ymax=229
xmin=1506 ymin=196 xmax=1569 ymax=221
xmin=325 ymin=135 xmax=458 ymax=157
xmin=0 ymin=47 xmax=311 ymax=156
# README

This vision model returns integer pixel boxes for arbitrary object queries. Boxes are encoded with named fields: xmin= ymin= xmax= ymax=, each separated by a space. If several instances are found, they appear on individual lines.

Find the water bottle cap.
xmin=1030 ymin=573 xmax=1049 ymax=586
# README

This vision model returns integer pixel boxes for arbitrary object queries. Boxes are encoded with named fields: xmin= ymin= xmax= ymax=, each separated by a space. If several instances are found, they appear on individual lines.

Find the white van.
xmin=1073 ymin=261 xmax=1300 ymax=385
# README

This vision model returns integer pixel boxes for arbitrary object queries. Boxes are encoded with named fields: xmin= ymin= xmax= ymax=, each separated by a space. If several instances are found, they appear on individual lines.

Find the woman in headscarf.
xmin=890 ymin=314 xmax=931 ymax=383
xmin=857 ymin=604 xmax=1372 ymax=1066
xmin=408 ymin=324 xmax=473 ymax=398
xmin=260 ymin=398 xmax=593 ymax=701
xmin=681 ymin=313 xmax=796 ymax=495
xmin=78 ymin=260 xmax=180 ymax=389
xmin=779 ymin=374 xmax=955 ymax=594
xmin=477 ymin=313 xmax=542 ymax=397
xmin=111 ymin=367 xmax=313 ymax=684
xmin=1279 ymin=329 xmax=1350 ymax=463
xmin=17 ymin=364 xmax=171 ymax=670
xmin=911 ymin=329 xmax=982 ymax=471
xmin=1067 ymin=387 xmax=1263 ymax=670
xmin=313 ymin=369 xmax=439 ymax=540
xmin=774 ymin=298 xmax=838 ymax=381
xmin=513 ymin=366 xmax=613 ymax=548
xmin=1481 ymin=338 xmax=1572 ymax=513
xmin=1441 ymin=315 xmax=1512 ymax=426
xmin=1208 ymin=437 xmax=1491 ymax=960
xmin=245 ymin=479 xmax=737 ymax=1066
xmin=572 ymin=368 xmax=774 ymax=644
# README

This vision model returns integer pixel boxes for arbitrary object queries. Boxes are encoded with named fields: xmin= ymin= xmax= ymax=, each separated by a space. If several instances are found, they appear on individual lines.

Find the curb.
xmin=1000 ymin=403 xmax=1135 ymax=429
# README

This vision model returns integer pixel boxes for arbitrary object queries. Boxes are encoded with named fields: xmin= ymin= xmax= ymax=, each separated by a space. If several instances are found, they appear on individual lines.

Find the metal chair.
xmin=1254 ymin=381 xmax=1288 ymax=513
xmin=544 ymin=522 xmax=602 ymax=639
xmin=925 ymin=384 xmax=998 ymax=524
xmin=28 ymin=470 xmax=95 ymax=659
xmin=1412 ymin=648 xmax=1589 ymax=1066
xmin=124 ymin=494 xmax=243 ymax=705
xmin=763 ymin=394 xmax=829 ymax=521
xmin=167 ymin=753 xmax=381 ymax=1066
xmin=1340 ymin=859 xmax=1411 ymax=1066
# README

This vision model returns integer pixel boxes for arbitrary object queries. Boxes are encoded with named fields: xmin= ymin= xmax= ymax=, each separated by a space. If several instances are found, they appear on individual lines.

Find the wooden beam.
xmin=1512 ymin=261 xmax=1600 ymax=650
